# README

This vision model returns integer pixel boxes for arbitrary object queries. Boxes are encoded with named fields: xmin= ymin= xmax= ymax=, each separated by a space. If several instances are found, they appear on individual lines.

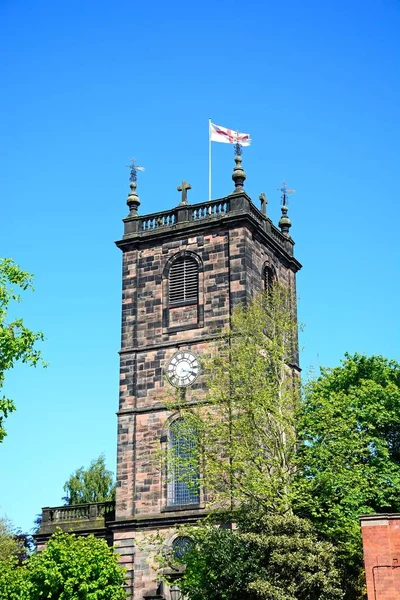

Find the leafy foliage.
xmin=0 ymin=518 xmax=22 ymax=563
xmin=0 ymin=556 xmax=30 ymax=600
xmin=295 ymin=353 xmax=400 ymax=598
xmin=165 ymin=286 xmax=300 ymax=513
xmin=0 ymin=531 xmax=127 ymax=600
xmin=63 ymin=455 xmax=116 ymax=505
xmin=161 ymin=291 xmax=400 ymax=598
xmin=28 ymin=531 xmax=127 ymax=599
xmin=0 ymin=518 xmax=34 ymax=599
xmin=0 ymin=259 xmax=45 ymax=443
xmin=169 ymin=512 xmax=343 ymax=600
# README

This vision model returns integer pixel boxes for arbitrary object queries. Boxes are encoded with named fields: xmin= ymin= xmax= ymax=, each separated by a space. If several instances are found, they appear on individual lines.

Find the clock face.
xmin=167 ymin=351 xmax=200 ymax=387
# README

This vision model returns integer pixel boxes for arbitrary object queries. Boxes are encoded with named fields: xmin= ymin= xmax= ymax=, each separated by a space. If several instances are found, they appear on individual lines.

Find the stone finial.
xmin=278 ymin=181 xmax=295 ymax=236
xmin=232 ymin=154 xmax=246 ymax=193
xmin=127 ymin=181 xmax=140 ymax=216
xmin=279 ymin=204 xmax=292 ymax=236
xmin=126 ymin=157 xmax=144 ymax=216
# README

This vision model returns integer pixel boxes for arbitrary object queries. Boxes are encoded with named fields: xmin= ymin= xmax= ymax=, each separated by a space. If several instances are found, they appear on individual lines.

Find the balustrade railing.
xmin=123 ymin=194 xmax=292 ymax=255
xmin=190 ymin=199 xmax=229 ymax=220
xmin=248 ymin=201 xmax=264 ymax=224
xmin=270 ymin=227 xmax=287 ymax=246
xmin=41 ymin=501 xmax=115 ymax=525
xmin=140 ymin=211 xmax=176 ymax=231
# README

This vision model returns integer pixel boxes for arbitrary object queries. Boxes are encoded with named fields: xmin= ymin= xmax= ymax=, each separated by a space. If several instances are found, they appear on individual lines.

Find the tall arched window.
xmin=169 ymin=256 xmax=199 ymax=306
xmin=263 ymin=265 xmax=276 ymax=292
xmin=167 ymin=419 xmax=200 ymax=506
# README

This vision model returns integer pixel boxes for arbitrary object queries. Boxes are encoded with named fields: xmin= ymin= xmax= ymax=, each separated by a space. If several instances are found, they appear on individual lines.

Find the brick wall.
xmin=361 ymin=514 xmax=400 ymax=600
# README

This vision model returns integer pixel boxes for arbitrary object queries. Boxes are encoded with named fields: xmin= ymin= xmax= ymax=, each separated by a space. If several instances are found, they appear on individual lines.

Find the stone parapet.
xmin=118 ymin=192 xmax=297 ymax=263
xmin=36 ymin=501 xmax=115 ymax=539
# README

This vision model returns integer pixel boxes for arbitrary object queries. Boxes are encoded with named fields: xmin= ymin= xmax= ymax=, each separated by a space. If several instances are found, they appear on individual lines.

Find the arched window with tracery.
xmin=167 ymin=419 xmax=200 ymax=506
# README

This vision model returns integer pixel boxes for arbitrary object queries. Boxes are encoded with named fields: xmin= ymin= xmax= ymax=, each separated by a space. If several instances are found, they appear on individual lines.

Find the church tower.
xmin=111 ymin=155 xmax=302 ymax=599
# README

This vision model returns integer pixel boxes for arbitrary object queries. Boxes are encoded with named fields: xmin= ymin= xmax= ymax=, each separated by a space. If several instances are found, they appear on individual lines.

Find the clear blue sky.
xmin=0 ymin=0 xmax=399 ymax=533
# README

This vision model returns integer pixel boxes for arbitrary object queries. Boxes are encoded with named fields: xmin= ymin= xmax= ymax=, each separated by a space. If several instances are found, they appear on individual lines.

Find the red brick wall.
xmin=361 ymin=514 xmax=400 ymax=600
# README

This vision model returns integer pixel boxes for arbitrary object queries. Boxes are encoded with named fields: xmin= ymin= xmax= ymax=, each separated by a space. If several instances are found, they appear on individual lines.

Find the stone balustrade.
xmin=122 ymin=193 xmax=294 ymax=257
xmin=191 ymin=199 xmax=229 ymax=220
xmin=38 ymin=501 xmax=115 ymax=535
xmin=140 ymin=211 xmax=177 ymax=231
xmin=270 ymin=226 xmax=287 ymax=247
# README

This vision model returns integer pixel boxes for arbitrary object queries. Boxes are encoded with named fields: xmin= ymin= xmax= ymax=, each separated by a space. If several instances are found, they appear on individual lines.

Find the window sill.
xmin=162 ymin=503 xmax=202 ymax=513
xmin=166 ymin=322 xmax=202 ymax=334
xmin=169 ymin=300 xmax=198 ymax=309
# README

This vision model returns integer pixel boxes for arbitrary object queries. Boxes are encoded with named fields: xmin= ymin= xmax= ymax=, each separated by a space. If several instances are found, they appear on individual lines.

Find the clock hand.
xmin=181 ymin=368 xmax=197 ymax=375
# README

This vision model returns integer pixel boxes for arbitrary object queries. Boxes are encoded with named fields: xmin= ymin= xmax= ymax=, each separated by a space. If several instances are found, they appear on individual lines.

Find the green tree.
xmin=165 ymin=285 xmax=300 ymax=514
xmin=63 ymin=455 xmax=116 ymax=504
xmin=296 ymin=353 xmax=400 ymax=599
xmin=168 ymin=511 xmax=343 ymax=600
xmin=28 ymin=531 xmax=126 ymax=600
xmin=0 ymin=518 xmax=32 ymax=600
xmin=157 ymin=287 xmax=344 ymax=598
xmin=0 ymin=518 xmax=21 ymax=563
xmin=0 ymin=557 xmax=30 ymax=600
xmin=0 ymin=259 xmax=45 ymax=443
xmin=0 ymin=531 xmax=127 ymax=600
xmin=162 ymin=296 xmax=400 ymax=598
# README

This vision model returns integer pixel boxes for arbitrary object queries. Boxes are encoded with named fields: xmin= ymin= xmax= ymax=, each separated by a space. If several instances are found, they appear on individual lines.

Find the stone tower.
xmin=110 ymin=156 xmax=302 ymax=599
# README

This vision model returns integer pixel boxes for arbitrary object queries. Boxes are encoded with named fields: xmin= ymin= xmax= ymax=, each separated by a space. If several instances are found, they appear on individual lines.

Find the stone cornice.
xmin=34 ymin=527 xmax=109 ymax=545
xmin=108 ymin=510 xmax=209 ymax=532
xmin=118 ymin=333 xmax=222 ymax=355
xmin=360 ymin=513 xmax=400 ymax=523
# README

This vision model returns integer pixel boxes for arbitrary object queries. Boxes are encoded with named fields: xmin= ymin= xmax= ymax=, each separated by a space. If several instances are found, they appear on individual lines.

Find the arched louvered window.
xmin=167 ymin=419 xmax=200 ymax=506
xmin=169 ymin=256 xmax=199 ymax=306
xmin=264 ymin=266 xmax=276 ymax=292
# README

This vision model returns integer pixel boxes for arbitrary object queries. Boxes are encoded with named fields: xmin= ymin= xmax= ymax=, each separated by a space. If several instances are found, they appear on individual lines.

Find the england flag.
xmin=210 ymin=122 xmax=251 ymax=146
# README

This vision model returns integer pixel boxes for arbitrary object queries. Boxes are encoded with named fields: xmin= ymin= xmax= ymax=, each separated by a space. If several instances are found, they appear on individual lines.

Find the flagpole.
xmin=208 ymin=118 xmax=212 ymax=201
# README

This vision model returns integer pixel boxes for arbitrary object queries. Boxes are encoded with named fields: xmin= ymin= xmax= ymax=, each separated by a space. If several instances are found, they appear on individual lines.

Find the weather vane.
xmin=234 ymin=141 xmax=243 ymax=157
xmin=127 ymin=157 xmax=145 ymax=183
xmin=278 ymin=181 xmax=295 ymax=206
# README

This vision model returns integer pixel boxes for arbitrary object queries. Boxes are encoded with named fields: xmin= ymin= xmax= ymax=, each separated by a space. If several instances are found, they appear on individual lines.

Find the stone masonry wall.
xmin=115 ymin=219 xmax=299 ymax=599
xmin=116 ymin=225 xmax=294 ymax=518
xmin=115 ymin=525 xmax=184 ymax=599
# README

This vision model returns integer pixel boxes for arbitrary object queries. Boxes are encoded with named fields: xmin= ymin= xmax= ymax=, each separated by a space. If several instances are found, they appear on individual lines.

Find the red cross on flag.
xmin=210 ymin=122 xmax=251 ymax=146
